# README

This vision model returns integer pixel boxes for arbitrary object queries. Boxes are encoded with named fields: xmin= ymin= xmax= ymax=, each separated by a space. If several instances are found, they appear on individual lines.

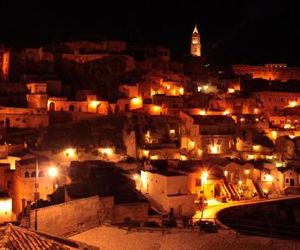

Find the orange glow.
xmin=0 ymin=199 xmax=12 ymax=213
xmin=179 ymin=87 xmax=184 ymax=95
xmin=265 ymin=174 xmax=273 ymax=182
xmin=197 ymin=149 xmax=203 ymax=157
xmin=189 ymin=140 xmax=195 ymax=149
xmin=150 ymin=155 xmax=159 ymax=160
xmin=152 ymin=105 xmax=162 ymax=113
xmin=253 ymin=145 xmax=261 ymax=152
xmin=133 ymin=174 xmax=139 ymax=180
xmin=131 ymin=97 xmax=142 ymax=105
xmin=284 ymin=123 xmax=293 ymax=129
xmin=99 ymin=147 xmax=114 ymax=156
xmin=130 ymin=97 xmax=143 ymax=110
xmin=248 ymin=154 xmax=254 ymax=160
xmin=224 ymin=170 xmax=228 ymax=177
xmin=142 ymin=150 xmax=149 ymax=158
xmin=289 ymin=101 xmax=298 ymax=108
xmin=150 ymin=88 xmax=156 ymax=97
xmin=222 ymin=109 xmax=230 ymax=115
xmin=227 ymin=88 xmax=235 ymax=93
xmin=199 ymin=110 xmax=206 ymax=115
xmin=180 ymin=155 xmax=188 ymax=161
xmin=65 ymin=148 xmax=76 ymax=158
xmin=244 ymin=169 xmax=250 ymax=175
xmin=48 ymin=167 xmax=58 ymax=178
xmin=169 ymin=129 xmax=175 ymax=136
xmin=89 ymin=100 xmax=101 ymax=108
xmin=201 ymin=171 xmax=208 ymax=184
xmin=254 ymin=108 xmax=259 ymax=114
xmin=271 ymin=130 xmax=277 ymax=140
xmin=209 ymin=145 xmax=219 ymax=154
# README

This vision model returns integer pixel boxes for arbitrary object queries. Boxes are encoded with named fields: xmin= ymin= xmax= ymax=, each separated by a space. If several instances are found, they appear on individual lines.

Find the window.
xmin=39 ymin=171 xmax=44 ymax=177
xmin=25 ymin=172 xmax=29 ymax=178
xmin=31 ymin=171 xmax=36 ymax=177
xmin=269 ymin=97 xmax=272 ymax=102
xmin=286 ymin=178 xmax=289 ymax=183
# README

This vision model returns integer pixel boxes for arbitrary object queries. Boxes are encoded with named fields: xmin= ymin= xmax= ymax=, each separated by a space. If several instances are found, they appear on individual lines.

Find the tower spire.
xmin=191 ymin=24 xmax=201 ymax=57
xmin=193 ymin=25 xmax=199 ymax=34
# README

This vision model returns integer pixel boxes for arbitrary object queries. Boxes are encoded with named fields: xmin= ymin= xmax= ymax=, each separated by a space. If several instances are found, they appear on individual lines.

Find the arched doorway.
xmin=49 ymin=102 xmax=55 ymax=111
xmin=69 ymin=105 xmax=75 ymax=112
xmin=5 ymin=118 xmax=10 ymax=128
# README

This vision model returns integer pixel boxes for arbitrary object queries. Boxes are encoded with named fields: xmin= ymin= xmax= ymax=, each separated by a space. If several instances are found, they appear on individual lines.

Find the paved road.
xmin=193 ymin=195 xmax=300 ymax=222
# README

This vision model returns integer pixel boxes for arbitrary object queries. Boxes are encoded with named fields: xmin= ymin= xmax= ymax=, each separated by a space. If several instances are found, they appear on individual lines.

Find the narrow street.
xmin=193 ymin=195 xmax=300 ymax=223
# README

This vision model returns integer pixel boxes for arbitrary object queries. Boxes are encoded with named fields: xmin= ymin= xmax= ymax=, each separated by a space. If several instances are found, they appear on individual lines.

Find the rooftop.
xmin=147 ymin=170 xmax=185 ymax=177
xmin=0 ymin=223 xmax=97 ymax=249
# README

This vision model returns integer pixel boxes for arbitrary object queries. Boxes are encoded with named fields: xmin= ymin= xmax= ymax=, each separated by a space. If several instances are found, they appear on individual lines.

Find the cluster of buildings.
xmin=0 ymin=25 xmax=300 ymax=234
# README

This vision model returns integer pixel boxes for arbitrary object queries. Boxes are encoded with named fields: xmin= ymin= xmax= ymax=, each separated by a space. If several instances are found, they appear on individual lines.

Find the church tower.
xmin=190 ymin=25 xmax=201 ymax=57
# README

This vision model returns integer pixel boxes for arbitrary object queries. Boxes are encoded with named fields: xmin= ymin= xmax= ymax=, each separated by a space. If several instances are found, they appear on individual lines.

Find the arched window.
xmin=25 ymin=172 xmax=30 ymax=178
xmin=31 ymin=171 xmax=36 ymax=177
xmin=49 ymin=102 xmax=55 ymax=111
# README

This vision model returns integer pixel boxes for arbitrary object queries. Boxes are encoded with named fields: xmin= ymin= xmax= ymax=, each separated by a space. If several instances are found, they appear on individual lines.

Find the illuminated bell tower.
xmin=191 ymin=25 xmax=201 ymax=57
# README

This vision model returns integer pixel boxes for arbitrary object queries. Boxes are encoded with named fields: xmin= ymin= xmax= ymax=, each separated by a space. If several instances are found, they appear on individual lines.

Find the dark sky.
xmin=0 ymin=1 xmax=299 ymax=65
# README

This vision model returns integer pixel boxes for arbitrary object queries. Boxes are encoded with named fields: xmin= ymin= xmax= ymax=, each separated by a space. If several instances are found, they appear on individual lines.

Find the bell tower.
xmin=190 ymin=25 xmax=201 ymax=57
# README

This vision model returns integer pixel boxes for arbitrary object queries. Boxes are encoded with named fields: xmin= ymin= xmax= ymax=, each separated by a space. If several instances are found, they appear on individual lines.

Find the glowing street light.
xmin=48 ymin=167 xmax=58 ymax=178
xmin=200 ymin=171 xmax=209 ymax=220
xmin=65 ymin=148 xmax=76 ymax=158
xmin=201 ymin=171 xmax=208 ymax=185
xmin=224 ymin=170 xmax=228 ymax=177
xmin=48 ymin=166 xmax=58 ymax=191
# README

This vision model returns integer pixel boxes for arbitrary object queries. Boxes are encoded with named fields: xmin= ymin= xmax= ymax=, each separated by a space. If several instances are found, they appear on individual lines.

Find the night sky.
xmin=0 ymin=1 xmax=299 ymax=65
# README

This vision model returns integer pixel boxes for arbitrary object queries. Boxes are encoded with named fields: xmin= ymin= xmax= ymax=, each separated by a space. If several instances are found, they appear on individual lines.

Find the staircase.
xmin=144 ymin=194 xmax=168 ymax=216
xmin=229 ymin=183 xmax=241 ymax=200
xmin=224 ymin=181 xmax=239 ymax=200
xmin=253 ymin=181 xmax=264 ymax=198
xmin=220 ymin=183 xmax=231 ymax=199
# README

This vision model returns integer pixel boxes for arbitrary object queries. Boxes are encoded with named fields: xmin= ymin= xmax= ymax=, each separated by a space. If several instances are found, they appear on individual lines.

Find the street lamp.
xmin=200 ymin=171 xmax=208 ymax=220
xmin=48 ymin=166 xmax=58 ymax=191
xmin=34 ymin=158 xmax=39 ymax=231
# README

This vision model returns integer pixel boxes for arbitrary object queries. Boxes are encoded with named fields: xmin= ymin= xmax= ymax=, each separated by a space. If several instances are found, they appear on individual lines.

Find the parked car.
xmin=197 ymin=220 xmax=218 ymax=233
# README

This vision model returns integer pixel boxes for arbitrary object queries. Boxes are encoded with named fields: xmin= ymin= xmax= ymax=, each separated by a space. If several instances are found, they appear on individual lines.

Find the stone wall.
xmin=0 ymin=113 xmax=49 ymax=128
xmin=28 ymin=196 xmax=114 ymax=236
xmin=112 ymin=202 xmax=149 ymax=224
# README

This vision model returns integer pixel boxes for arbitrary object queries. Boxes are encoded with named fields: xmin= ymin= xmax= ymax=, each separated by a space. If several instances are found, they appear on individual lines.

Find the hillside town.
xmin=0 ymin=24 xmax=300 ymax=248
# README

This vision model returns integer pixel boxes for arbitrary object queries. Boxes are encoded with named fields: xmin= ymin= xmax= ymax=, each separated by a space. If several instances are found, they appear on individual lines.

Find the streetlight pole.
xmin=200 ymin=171 xmax=208 ymax=220
xmin=34 ymin=157 xmax=39 ymax=230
